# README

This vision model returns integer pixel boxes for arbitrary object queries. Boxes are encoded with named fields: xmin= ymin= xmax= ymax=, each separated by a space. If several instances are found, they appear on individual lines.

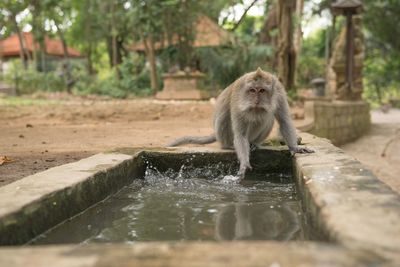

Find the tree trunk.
xmin=293 ymin=0 xmax=304 ymax=86
xmin=259 ymin=0 xmax=278 ymax=68
xmin=276 ymin=0 xmax=296 ymax=91
xmin=30 ymin=0 xmax=47 ymax=72
xmin=55 ymin=24 xmax=73 ymax=93
xmin=106 ymin=36 xmax=113 ymax=68
xmin=86 ymin=43 xmax=94 ymax=75
xmin=142 ymin=34 xmax=159 ymax=93
xmin=112 ymin=35 xmax=118 ymax=67
xmin=12 ymin=14 xmax=28 ymax=70
xmin=259 ymin=0 xmax=278 ymax=45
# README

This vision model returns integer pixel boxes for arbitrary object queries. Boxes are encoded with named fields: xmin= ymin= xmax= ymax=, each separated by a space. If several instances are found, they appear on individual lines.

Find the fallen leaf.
xmin=0 ymin=156 xmax=13 ymax=165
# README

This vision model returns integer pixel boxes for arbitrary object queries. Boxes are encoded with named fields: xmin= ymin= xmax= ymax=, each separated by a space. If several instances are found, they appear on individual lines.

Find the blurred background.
xmin=0 ymin=0 xmax=398 ymax=104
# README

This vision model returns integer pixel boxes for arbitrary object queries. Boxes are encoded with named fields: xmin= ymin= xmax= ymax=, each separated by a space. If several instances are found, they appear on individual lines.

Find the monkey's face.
xmin=240 ymin=77 xmax=275 ymax=112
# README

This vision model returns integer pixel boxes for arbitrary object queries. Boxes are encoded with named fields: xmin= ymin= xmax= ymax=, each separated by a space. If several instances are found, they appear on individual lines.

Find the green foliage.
xmin=297 ymin=28 xmax=326 ymax=87
xmin=363 ymin=48 xmax=400 ymax=107
xmin=73 ymin=53 xmax=160 ymax=98
xmin=234 ymin=15 xmax=265 ymax=39
xmin=362 ymin=0 xmax=400 ymax=105
xmin=4 ymin=61 xmax=64 ymax=94
xmin=196 ymin=41 xmax=274 ymax=89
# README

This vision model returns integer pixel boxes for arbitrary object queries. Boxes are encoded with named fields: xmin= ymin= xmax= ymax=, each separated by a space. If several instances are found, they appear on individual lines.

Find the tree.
xmin=130 ymin=0 xmax=164 ymax=93
xmin=29 ymin=0 xmax=47 ymax=72
xmin=276 ymin=0 xmax=297 ymax=90
xmin=0 ymin=0 xmax=30 ymax=69
xmin=69 ymin=0 xmax=102 ymax=74
xmin=41 ymin=0 xmax=75 ymax=92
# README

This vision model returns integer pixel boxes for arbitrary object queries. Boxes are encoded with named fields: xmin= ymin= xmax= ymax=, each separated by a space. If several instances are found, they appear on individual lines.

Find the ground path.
xmin=341 ymin=109 xmax=400 ymax=193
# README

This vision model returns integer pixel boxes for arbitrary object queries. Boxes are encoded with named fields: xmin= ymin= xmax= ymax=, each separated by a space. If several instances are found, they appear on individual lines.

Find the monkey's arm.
xmin=232 ymin=120 xmax=252 ymax=178
xmin=275 ymin=94 xmax=314 ymax=155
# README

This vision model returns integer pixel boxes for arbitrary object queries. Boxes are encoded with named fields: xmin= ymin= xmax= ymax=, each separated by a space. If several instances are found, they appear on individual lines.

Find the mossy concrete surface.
xmin=0 ymin=133 xmax=399 ymax=266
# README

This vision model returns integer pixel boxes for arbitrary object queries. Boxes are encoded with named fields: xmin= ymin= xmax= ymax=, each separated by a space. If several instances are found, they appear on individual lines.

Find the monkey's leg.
xmin=215 ymin=111 xmax=234 ymax=149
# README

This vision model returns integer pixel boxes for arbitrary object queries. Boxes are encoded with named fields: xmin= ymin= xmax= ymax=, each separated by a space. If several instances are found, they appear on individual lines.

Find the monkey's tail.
xmin=166 ymin=134 xmax=217 ymax=147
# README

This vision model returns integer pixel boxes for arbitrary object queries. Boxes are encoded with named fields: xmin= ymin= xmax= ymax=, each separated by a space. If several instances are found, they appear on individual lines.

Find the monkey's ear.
xmin=272 ymin=76 xmax=282 ymax=90
xmin=272 ymin=76 xmax=287 ymax=92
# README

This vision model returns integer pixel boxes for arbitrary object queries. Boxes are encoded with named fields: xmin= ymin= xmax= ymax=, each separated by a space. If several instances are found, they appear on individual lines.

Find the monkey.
xmin=167 ymin=68 xmax=314 ymax=178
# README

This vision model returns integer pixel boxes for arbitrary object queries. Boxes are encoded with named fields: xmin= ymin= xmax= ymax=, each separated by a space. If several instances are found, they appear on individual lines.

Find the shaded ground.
xmin=341 ymin=109 xmax=400 ymax=193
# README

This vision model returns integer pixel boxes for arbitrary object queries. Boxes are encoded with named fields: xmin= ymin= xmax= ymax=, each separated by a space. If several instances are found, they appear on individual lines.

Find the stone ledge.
xmin=0 ymin=153 xmax=144 ymax=245
xmin=0 ymin=242 xmax=393 ymax=267
xmin=297 ymin=133 xmax=400 ymax=260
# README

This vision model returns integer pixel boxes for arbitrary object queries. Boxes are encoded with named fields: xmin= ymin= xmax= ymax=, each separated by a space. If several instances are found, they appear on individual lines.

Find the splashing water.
xmin=29 ymin=164 xmax=304 ymax=245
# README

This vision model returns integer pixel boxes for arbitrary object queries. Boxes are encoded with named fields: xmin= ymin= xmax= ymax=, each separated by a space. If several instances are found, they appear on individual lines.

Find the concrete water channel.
xmin=0 ymin=133 xmax=399 ymax=266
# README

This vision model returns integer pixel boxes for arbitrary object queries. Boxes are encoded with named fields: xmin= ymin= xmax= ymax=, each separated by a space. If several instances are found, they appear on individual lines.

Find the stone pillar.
xmin=327 ymin=15 xmax=364 ymax=100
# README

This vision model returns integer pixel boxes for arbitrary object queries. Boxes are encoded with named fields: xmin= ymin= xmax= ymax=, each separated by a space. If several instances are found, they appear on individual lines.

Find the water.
xmin=29 ymin=165 xmax=305 ymax=245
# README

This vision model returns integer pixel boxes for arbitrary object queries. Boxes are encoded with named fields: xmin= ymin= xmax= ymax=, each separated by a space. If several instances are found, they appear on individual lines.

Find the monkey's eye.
xmin=259 ymin=88 xmax=266 ymax=93
xmin=249 ymin=88 xmax=256 ymax=93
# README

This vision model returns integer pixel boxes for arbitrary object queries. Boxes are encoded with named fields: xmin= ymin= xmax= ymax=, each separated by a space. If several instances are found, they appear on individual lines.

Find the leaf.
xmin=0 ymin=156 xmax=13 ymax=166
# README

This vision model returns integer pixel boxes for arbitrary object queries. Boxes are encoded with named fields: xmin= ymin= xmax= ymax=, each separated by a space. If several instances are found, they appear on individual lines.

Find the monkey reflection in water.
xmin=214 ymin=200 xmax=301 ymax=241
xmin=168 ymin=68 xmax=314 ymax=179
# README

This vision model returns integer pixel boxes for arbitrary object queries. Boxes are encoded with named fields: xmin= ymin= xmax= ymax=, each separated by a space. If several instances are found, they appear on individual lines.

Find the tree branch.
xmin=230 ymin=0 xmax=260 ymax=32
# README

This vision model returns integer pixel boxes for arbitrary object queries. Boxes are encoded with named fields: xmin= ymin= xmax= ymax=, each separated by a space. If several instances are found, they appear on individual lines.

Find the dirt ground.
xmin=0 ymin=97 xmax=216 ymax=186
xmin=1 ymin=95 xmax=399 ymax=193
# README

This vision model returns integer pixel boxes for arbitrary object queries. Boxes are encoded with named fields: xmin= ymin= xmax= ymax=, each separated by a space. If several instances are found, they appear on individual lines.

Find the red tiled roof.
xmin=130 ymin=16 xmax=232 ymax=51
xmin=0 ymin=32 xmax=82 ymax=58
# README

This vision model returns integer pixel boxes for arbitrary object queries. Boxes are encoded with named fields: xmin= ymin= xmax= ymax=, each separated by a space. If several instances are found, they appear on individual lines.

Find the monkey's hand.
xmin=238 ymin=162 xmax=252 ymax=179
xmin=289 ymin=146 xmax=314 ymax=156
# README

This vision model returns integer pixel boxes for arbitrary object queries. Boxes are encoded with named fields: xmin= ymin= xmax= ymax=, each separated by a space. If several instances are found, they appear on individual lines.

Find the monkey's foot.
xmin=290 ymin=146 xmax=314 ymax=156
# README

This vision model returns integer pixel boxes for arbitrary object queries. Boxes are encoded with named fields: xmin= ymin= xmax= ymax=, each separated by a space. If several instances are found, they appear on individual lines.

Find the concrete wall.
xmin=305 ymin=100 xmax=371 ymax=146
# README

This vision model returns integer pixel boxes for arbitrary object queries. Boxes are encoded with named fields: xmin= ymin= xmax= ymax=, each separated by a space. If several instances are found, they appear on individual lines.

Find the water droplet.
xmin=270 ymin=205 xmax=274 ymax=208
xmin=207 ymin=209 xmax=217 ymax=213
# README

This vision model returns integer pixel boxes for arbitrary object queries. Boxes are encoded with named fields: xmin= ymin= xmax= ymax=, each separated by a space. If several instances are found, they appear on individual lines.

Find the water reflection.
xmin=30 ymin=167 xmax=303 ymax=244
xmin=215 ymin=202 xmax=300 ymax=241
